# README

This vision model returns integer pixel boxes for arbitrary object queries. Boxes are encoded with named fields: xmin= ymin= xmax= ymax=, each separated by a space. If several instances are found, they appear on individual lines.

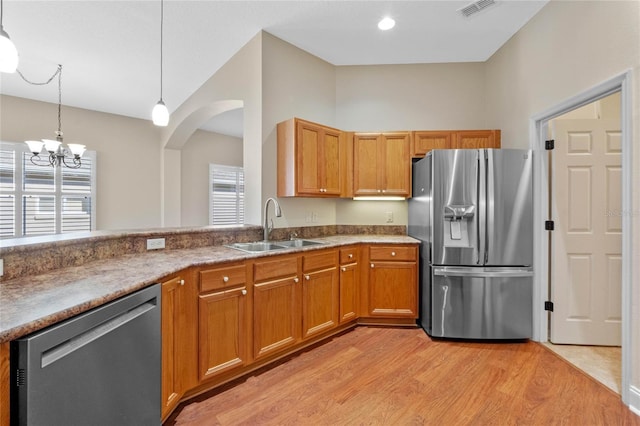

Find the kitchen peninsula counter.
xmin=0 ymin=234 xmax=418 ymax=343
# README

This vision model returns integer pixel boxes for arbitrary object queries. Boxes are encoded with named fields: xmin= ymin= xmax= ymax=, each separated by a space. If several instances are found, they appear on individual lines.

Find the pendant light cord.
xmin=159 ymin=0 xmax=164 ymax=101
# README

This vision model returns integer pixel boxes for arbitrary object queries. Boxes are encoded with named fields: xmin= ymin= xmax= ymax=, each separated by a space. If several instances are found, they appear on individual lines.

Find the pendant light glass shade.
xmin=152 ymin=99 xmax=169 ymax=126
xmin=0 ymin=26 xmax=18 ymax=73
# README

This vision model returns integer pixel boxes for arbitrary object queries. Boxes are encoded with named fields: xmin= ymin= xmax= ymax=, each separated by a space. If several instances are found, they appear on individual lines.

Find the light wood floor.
xmin=165 ymin=327 xmax=639 ymax=425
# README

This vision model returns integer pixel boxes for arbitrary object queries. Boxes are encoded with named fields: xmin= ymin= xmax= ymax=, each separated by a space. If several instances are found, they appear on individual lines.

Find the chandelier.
xmin=22 ymin=64 xmax=86 ymax=169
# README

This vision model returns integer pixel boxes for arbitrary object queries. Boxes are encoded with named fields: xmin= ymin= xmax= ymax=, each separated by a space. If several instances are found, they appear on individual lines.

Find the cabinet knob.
xmin=305 ymin=275 xmax=310 ymax=281
xmin=370 ymin=263 xmax=375 ymax=268
xmin=341 ymin=267 xmax=346 ymax=272
xmin=294 ymin=277 xmax=299 ymax=283
xmin=348 ymin=254 xmax=353 ymax=259
xmin=223 ymin=276 xmax=229 ymax=283
xmin=241 ymin=289 xmax=247 ymax=296
xmin=179 ymin=279 xmax=185 ymax=286
xmin=391 ymin=251 xmax=396 ymax=257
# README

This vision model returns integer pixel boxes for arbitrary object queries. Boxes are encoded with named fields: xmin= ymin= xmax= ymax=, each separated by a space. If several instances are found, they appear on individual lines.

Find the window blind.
xmin=210 ymin=164 xmax=244 ymax=226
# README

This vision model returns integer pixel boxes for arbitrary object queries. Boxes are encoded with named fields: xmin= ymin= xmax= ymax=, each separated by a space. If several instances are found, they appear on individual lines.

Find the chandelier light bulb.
xmin=152 ymin=99 xmax=169 ymax=127
xmin=0 ymin=26 xmax=18 ymax=73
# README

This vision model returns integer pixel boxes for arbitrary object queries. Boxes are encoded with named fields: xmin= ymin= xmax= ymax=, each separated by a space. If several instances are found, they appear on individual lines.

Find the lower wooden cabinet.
xmin=253 ymin=255 xmax=301 ymax=360
xmin=339 ymin=246 xmax=359 ymax=323
xmin=198 ymin=285 xmax=250 ymax=381
xmin=366 ymin=245 xmax=418 ymax=318
xmin=161 ymin=272 xmax=198 ymax=420
xmin=301 ymin=250 xmax=339 ymax=339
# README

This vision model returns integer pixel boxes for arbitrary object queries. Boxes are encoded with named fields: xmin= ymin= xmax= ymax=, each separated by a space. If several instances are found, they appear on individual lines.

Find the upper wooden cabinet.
xmin=353 ymin=132 xmax=411 ymax=197
xmin=411 ymin=130 xmax=501 ymax=158
xmin=452 ymin=130 xmax=501 ymax=149
xmin=411 ymin=131 xmax=453 ymax=157
xmin=277 ymin=118 xmax=345 ymax=197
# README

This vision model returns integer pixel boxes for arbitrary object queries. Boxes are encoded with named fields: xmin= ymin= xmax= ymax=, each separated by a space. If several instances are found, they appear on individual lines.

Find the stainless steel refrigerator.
xmin=408 ymin=149 xmax=533 ymax=339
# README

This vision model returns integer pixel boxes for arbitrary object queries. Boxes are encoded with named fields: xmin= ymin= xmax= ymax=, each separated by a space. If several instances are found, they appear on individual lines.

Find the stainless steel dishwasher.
xmin=10 ymin=284 xmax=161 ymax=426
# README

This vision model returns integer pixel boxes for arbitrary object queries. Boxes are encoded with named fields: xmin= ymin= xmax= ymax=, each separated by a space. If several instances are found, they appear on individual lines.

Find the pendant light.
xmin=152 ymin=0 xmax=169 ymax=126
xmin=0 ymin=0 xmax=19 ymax=73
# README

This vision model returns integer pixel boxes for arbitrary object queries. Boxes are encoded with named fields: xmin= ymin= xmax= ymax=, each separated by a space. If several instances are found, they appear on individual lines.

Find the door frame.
xmin=529 ymin=70 xmax=633 ymax=406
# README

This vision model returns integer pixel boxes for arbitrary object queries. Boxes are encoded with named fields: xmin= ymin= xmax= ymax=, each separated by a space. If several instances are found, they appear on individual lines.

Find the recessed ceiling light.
xmin=377 ymin=17 xmax=395 ymax=31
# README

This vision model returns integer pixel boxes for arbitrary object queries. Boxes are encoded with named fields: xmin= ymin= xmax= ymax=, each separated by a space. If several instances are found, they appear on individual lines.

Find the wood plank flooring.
xmin=165 ymin=327 xmax=639 ymax=425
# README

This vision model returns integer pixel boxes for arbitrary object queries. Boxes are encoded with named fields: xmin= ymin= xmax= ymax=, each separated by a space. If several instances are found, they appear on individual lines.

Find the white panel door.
xmin=550 ymin=118 xmax=621 ymax=345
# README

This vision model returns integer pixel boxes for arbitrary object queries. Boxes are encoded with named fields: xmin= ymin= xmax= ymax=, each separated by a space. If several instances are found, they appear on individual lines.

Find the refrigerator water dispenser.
xmin=443 ymin=205 xmax=475 ymax=247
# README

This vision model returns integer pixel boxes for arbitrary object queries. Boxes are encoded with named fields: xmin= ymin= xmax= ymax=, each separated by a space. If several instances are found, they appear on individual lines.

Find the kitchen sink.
xmin=226 ymin=239 xmax=324 ymax=253
xmin=226 ymin=242 xmax=287 ymax=253
xmin=275 ymin=239 xmax=324 ymax=248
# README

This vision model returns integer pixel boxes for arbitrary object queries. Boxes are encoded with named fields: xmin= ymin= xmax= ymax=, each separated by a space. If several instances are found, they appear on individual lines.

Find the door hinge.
xmin=544 ymin=301 xmax=554 ymax=312
xmin=545 ymin=220 xmax=554 ymax=231
xmin=545 ymin=139 xmax=555 ymax=150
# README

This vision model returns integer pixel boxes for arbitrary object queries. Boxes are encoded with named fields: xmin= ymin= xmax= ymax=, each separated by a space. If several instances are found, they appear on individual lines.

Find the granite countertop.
xmin=0 ymin=235 xmax=418 ymax=343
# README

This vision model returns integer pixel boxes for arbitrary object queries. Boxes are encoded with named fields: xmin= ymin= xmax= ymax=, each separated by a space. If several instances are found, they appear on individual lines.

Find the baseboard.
xmin=629 ymin=385 xmax=640 ymax=416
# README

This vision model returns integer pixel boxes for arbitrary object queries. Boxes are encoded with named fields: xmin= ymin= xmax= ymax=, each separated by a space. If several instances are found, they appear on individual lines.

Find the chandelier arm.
xmin=61 ymin=155 xmax=82 ymax=169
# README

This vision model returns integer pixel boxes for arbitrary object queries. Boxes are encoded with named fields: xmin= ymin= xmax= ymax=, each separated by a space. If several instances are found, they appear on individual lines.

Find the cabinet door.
xmin=302 ymin=267 xmax=339 ymax=339
xmin=321 ymin=128 xmax=342 ymax=195
xmin=198 ymin=287 xmax=249 ymax=381
xmin=453 ymin=130 xmax=501 ymax=149
xmin=353 ymin=134 xmax=381 ymax=196
xmin=253 ymin=276 xmax=300 ymax=360
xmin=412 ymin=131 xmax=452 ymax=158
xmin=339 ymin=262 xmax=359 ymax=323
xmin=368 ymin=261 xmax=418 ymax=318
xmin=161 ymin=277 xmax=182 ymax=418
xmin=381 ymin=132 xmax=411 ymax=196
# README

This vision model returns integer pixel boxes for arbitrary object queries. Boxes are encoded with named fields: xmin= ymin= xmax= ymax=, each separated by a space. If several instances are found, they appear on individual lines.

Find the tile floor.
xmin=542 ymin=342 xmax=621 ymax=394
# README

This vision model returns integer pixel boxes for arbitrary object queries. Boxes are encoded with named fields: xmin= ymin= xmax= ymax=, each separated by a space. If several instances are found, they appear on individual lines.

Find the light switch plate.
xmin=0 ymin=259 xmax=3 ymax=277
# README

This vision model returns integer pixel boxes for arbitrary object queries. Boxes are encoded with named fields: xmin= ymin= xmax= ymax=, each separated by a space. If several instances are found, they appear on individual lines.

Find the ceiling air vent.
xmin=459 ymin=0 xmax=497 ymax=17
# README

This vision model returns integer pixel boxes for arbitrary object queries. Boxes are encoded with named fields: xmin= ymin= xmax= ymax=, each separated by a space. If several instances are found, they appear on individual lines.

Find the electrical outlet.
xmin=305 ymin=212 xmax=313 ymax=223
xmin=0 ymin=259 xmax=3 ymax=277
xmin=386 ymin=211 xmax=394 ymax=223
xmin=312 ymin=212 xmax=318 ymax=223
xmin=146 ymin=238 xmax=166 ymax=250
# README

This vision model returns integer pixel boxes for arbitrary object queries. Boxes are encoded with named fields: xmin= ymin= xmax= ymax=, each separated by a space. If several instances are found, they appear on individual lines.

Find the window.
xmin=209 ymin=164 xmax=244 ymax=226
xmin=0 ymin=142 xmax=96 ymax=239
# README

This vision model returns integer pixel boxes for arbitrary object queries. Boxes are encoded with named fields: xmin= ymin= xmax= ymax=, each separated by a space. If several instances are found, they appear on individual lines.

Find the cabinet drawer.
xmin=303 ymin=250 xmax=338 ymax=272
xmin=369 ymin=246 xmax=417 ymax=262
xmin=254 ymin=256 xmax=298 ymax=282
xmin=339 ymin=247 xmax=359 ymax=264
xmin=200 ymin=265 xmax=246 ymax=292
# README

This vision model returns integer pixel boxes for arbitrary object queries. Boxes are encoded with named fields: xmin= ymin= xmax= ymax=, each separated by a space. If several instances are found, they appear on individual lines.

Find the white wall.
xmin=260 ymin=32 xmax=338 ymax=228
xmin=484 ymin=0 xmax=640 ymax=410
xmin=181 ymin=130 xmax=243 ymax=227
xmin=0 ymin=95 xmax=163 ymax=230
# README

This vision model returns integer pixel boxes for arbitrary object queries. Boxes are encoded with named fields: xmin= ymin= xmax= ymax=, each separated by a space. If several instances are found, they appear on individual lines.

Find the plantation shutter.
xmin=210 ymin=164 xmax=244 ymax=226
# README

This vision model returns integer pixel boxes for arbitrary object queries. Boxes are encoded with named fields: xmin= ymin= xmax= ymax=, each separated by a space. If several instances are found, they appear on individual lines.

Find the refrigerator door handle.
xmin=486 ymin=149 xmax=495 ymax=264
xmin=433 ymin=267 xmax=533 ymax=278
xmin=477 ymin=150 xmax=487 ymax=265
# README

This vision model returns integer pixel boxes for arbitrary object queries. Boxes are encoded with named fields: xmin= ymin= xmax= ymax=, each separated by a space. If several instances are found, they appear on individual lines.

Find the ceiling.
xmin=0 ymin=0 xmax=548 ymax=137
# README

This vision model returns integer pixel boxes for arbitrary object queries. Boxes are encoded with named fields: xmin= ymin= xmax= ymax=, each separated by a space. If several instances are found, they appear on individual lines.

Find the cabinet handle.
xmin=223 ymin=276 xmax=229 ymax=283
xmin=348 ymin=254 xmax=353 ymax=259
xmin=371 ymin=263 xmax=375 ymax=268
xmin=294 ymin=277 xmax=299 ymax=283
xmin=179 ymin=279 xmax=185 ymax=286
xmin=305 ymin=275 xmax=310 ymax=281
xmin=241 ymin=289 xmax=247 ymax=296
xmin=341 ymin=267 xmax=346 ymax=272
xmin=391 ymin=251 xmax=396 ymax=257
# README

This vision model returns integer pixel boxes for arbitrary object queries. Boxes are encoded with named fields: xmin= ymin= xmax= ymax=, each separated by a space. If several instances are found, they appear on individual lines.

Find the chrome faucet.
xmin=263 ymin=197 xmax=282 ymax=241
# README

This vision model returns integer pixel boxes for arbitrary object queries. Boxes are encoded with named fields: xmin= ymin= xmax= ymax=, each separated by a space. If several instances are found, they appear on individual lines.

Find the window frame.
xmin=209 ymin=163 xmax=244 ymax=226
xmin=0 ymin=141 xmax=97 ymax=239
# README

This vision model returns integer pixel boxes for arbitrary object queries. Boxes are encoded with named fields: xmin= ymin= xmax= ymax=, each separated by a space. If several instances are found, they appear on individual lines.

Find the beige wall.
xmin=0 ymin=95 xmax=163 ymax=230
xmin=484 ymin=0 xmax=640 ymax=409
xmin=334 ymin=63 xmax=488 ymax=226
xmin=181 ymin=130 xmax=243 ymax=227
xmin=260 ymin=32 xmax=338 ymax=228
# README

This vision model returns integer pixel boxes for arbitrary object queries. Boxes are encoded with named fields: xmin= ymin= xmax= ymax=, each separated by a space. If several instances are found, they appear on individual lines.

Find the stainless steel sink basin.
xmin=276 ymin=239 xmax=324 ymax=248
xmin=226 ymin=239 xmax=324 ymax=253
xmin=226 ymin=242 xmax=287 ymax=253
